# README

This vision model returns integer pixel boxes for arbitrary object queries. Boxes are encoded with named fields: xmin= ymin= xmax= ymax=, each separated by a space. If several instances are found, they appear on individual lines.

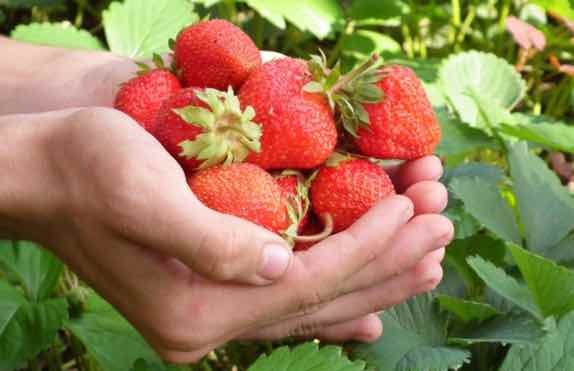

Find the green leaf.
xmin=449 ymin=314 xmax=547 ymax=345
xmin=467 ymin=256 xmax=541 ymax=318
xmin=509 ymin=244 xmax=574 ymax=318
xmin=103 ymin=0 xmax=198 ymax=59
xmin=243 ymin=0 xmax=343 ymax=39
xmin=340 ymin=30 xmax=401 ymax=60
xmin=500 ymin=115 xmax=574 ymax=153
xmin=66 ymin=292 xmax=166 ymax=371
xmin=435 ymin=109 xmax=497 ymax=156
xmin=0 ymin=281 xmax=68 ymax=371
xmin=450 ymin=177 xmax=521 ymax=244
xmin=439 ymin=51 xmax=526 ymax=128
xmin=500 ymin=312 xmax=574 ymax=371
xmin=443 ymin=205 xmax=482 ymax=240
xmin=508 ymin=142 xmax=574 ymax=252
xmin=445 ymin=235 xmax=506 ymax=291
xmin=353 ymin=294 xmax=469 ymax=371
xmin=10 ymin=22 xmax=103 ymax=50
xmin=0 ymin=240 xmax=63 ymax=302
xmin=348 ymin=0 xmax=405 ymax=24
xmin=437 ymin=295 xmax=498 ymax=322
xmin=248 ymin=342 xmax=366 ymax=371
xmin=529 ymin=0 xmax=574 ymax=20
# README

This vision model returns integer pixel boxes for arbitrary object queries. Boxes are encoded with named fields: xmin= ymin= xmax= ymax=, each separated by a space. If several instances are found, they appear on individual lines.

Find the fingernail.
xmin=259 ymin=244 xmax=291 ymax=281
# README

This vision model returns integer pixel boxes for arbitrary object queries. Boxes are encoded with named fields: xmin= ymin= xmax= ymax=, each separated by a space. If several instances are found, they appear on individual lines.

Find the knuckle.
xmin=417 ymin=264 xmax=443 ymax=292
xmin=288 ymin=321 xmax=324 ymax=338
xmin=196 ymin=224 xmax=242 ymax=280
xmin=294 ymin=286 xmax=326 ymax=316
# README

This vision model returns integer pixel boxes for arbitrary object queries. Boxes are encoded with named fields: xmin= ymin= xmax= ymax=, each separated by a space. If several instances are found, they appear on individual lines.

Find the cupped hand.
xmin=11 ymin=107 xmax=452 ymax=364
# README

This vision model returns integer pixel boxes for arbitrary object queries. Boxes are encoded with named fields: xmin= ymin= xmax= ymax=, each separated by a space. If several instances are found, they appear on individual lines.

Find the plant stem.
xmin=451 ymin=0 xmax=461 ymax=27
xmin=327 ymin=21 xmax=355 ymax=66
xmin=456 ymin=5 xmax=476 ymax=49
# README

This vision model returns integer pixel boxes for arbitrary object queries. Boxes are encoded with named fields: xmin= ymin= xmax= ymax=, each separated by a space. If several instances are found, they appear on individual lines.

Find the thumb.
xmin=183 ymin=205 xmax=293 ymax=285
xmin=136 ymin=191 xmax=293 ymax=285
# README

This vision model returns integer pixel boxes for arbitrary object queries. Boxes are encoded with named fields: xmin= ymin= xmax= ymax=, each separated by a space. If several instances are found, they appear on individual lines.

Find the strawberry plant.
xmin=3 ymin=0 xmax=574 ymax=370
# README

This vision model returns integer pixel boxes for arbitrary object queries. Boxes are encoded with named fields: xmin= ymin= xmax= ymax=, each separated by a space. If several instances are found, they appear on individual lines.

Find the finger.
xmin=198 ymin=196 xmax=413 ymax=330
xmin=385 ymin=156 xmax=443 ymax=192
xmin=403 ymin=181 xmax=448 ymax=215
xmin=121 ymin=180 xmax=292 ymax=285
xmin=315 ymin=313 xmax=383 ymax=343
xmin=339 ymin=213 xmax=453 ymax=292
xmin=243 ymin=255 xmax=443 ymax=339
xmin=241 ymin=314 xmax=383 ymax=343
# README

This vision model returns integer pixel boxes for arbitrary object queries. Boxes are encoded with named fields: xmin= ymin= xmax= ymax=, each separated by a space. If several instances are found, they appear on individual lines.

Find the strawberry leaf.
xmin=500 ymin=312 xmax=574 ymax=371
xmin=353 ymin=294 xmax=470 ymax=371
xmin=439 ymin=51 xmax=526 ymax=128
xmin=508 ymin=244 xmax=574 ymax=318
xmin=437 ymin=295 xmax=499 ymax=323
xmin=103 ymin=0 xmax=198 ymax=59
xmin=248 ymin=342 xmax=366 ymax=371
xmin=467 ymin=256 xmax=541 ymax=319
xmin=10 ymin=22 xmax=103 ymax=50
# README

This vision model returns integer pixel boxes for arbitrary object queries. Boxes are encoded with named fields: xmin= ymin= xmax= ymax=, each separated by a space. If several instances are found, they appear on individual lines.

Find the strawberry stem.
xmin=329 ymin=54 xmax=381 ymax=95
xmin=292 ymin=214 xmax=334 ymax=243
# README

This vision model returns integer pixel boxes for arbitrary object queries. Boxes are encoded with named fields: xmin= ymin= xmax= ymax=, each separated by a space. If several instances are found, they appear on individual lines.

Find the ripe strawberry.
xmin=153 ymin=87 xmax=262 ymax=173
xmin=304 ymin=54 xmax=440 ymax=160
xmin=355 ymin=65 xmax=440 ymax=159
xmin=239 ymin=58 xmax=338 ymax=170
xmin=189 ymin=163 xmax=289 ymax=234
xmin=174 ymin=19 xmax=262 ymax=90
xmin=114 ymin=57 xmax=182 ymax=131
xmin=310 ymin=156 xmax=395 ymax=232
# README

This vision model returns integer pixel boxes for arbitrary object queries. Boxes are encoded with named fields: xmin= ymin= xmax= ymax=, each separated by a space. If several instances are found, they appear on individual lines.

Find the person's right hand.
xmin=0 ymin=107 xmax=452 ymax=363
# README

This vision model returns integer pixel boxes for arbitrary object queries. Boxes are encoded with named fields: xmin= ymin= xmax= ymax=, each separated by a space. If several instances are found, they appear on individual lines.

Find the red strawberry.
xmin=114 ymin=68 xmax=182 ymax=131
xmin=189 ymin=163 xmax=289 ymax=234
xmin=304 ymin=54 xmax=440 ymax=160
xmin=355 ymin=65 xmax=440 ymax=159
xmin=239 ymin=58 xmax=338 ymax=170
xmin=153 ymin=87 xmax=262 ymax=173
xmin=310 ymin=156 xmax=395 ymax=232
xmin=174 ymin=19 xmax=262 ymax=90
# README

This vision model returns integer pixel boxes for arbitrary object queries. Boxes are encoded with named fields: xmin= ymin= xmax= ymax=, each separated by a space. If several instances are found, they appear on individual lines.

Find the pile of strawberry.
xmin=114 ymin=19 xmax=441 ymax=250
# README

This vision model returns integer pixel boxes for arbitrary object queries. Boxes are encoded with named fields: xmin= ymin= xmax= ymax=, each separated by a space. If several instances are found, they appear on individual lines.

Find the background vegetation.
xmin=2 ymin=0 xmax=574 ymax=370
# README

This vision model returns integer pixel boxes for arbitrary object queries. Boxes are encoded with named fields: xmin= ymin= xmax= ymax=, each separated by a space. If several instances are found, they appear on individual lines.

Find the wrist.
xmin=0 ymin=40 xmax=136 ymax=114
xmin=0 ymin=111 xmax=67 ymax=242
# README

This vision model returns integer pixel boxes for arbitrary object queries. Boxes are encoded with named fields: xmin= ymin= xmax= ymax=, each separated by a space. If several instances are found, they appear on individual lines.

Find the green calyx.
xmin=175 ymin=87 xmax=262 ymax=169
xmin=303 ymin=51 xmax=384 ymax=137
xmin=135 ymin=53 xmax=175 ymax=76
xmin=281 ymin=171 xmax=312 ymax=242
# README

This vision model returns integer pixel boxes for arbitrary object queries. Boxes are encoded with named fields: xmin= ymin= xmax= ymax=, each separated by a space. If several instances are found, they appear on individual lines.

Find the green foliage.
xmin=103 ymin=0 xmax=198 ymax=59
xmin=11 ymin=22 xmax=103 ymax=50
xmin=354 ymin=294 xmax=470 ymax=370
xmin=66 ymin=292 xmax=168 ymax=371
xmin=248 ymin=342 xmax=366 ymax=371
xmin=3 ymin=0 xmax=574 ymax=370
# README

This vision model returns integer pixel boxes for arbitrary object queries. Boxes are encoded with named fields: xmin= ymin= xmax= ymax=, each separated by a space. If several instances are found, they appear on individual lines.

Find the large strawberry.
xmin=189 ymin=163 xmax=289 ymax=234
xmin=174 ymin=19 xmax=262 ymax=90
xmin=153 ymin=87 xmax=262 ymax=173
xmin=310 ymin=155 xmax=395 ymax=232
xmin=239 ymin=58 xmax=338 ymax=170
xmin=355 ymin=65 xmax=440 ymax=159
xmin=305 ymin=54 xmax=440 ymax=160
xmin=114 ymin=56 xmax=182 ymax=131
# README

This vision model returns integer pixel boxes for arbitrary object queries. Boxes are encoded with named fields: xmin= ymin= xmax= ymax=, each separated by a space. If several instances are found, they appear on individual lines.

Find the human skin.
xmin=0 ymin=38 xmax=453 ymax=363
